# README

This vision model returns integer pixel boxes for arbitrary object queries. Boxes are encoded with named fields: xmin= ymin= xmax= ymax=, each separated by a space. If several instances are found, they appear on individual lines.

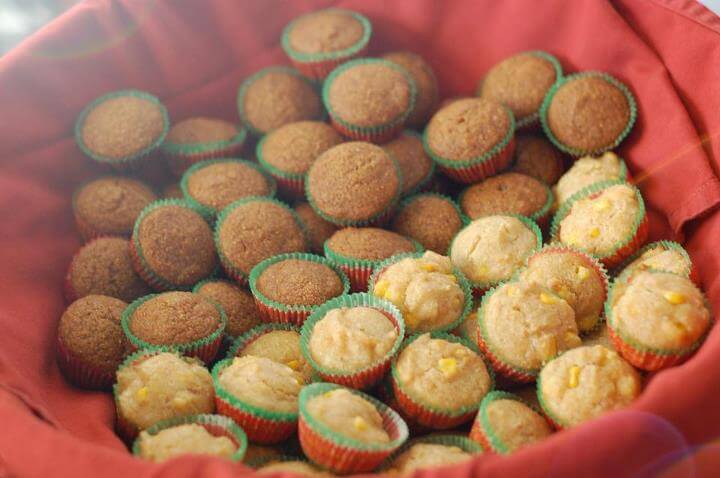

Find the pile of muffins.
xmin=58 ymin=7 xmax=713 ymax=476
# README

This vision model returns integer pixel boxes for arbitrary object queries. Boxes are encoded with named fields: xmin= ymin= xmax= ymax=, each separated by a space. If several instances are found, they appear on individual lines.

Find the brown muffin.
xmin=165 ymin=117 xmax=239 ymax=145
xmin=293 ymin=202 xmax=338 ymax=254
xmin=256 ymin=259 xmax=344 ymax=306
xmin=382 ymin=130 xmax=434 ymax=195
xmin=66 ymin=237 xmax=150 ymax=303
xmin=286 ymin=9 xmax=365 ymax=54
xmin=162 ymin=183 xmax=184 ymax=200
xmin=258 ymin=121 xmax=343 ymax=177
xmin=194 ymin=280 xmax=261 ymax=338
xmin=391 ymin=194 xmax=464 ymax=254
xmin=383 ymin=51 xmax=439 ymax=128
xmin=511 ymin=135 xmax=565 ymax=185
xmin=239 ymin=67 xmax=323 ymax=135
xmin=325 ymin=227 xmax=417 ymax=261
xmin=73 ymin=177 xmax=156 ymax=240
xmin=306 ymin=142 xmax=401 ymax=225
xmin=459 ymin=172 xmax=551 ymax=221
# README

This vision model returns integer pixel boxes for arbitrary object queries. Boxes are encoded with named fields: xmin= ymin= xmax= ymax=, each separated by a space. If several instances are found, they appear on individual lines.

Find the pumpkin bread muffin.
xmin=383 ymin=51 xmax=439 ymax=128
xmin=293 ymin=202 xmax=338 ymax=254
xmin=553 ymin=152 xmax=627 ymax=208
xmin=193 ymin=280 xmax=261 ymax=339
xmin=382 ymin=130 xmax=435 ymax=195
xmin=511 ymin=134 xmax=565 ymax=185
xmin=391 ymin=194 xmax=464 ymax=254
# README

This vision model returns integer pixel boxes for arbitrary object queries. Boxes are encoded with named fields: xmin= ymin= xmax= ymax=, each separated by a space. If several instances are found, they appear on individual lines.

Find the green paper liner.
xmin=281 ymin=8 xmax=372 ymax=80
xmin=458 ymin=179 xmax=555 ymax=228
xmin=249 ymin=252 xmax=350 ymax=326
xmin=56 ymin=333 xmax=116 ymax=390
xmin=255 ymin=133 xmax=307 ymax=199
xmin=540 ymin=71 xmax=637 ymax=157
xmin=380 ymin=433 xmax=483 ymax=471
xmin=299 ymin=293 xmax=405 ymax=390
xmin=390 ymin=129 xmax=437 ymax=197
xmin=75 ymin=89 xmax=169 ymax=170
xmin=212 ymin=358 xmax=299 ymax=444
xmin=121 ymin=293 xmax=227 ymax=364
xmin=162 ymin=124 xmax=248 ymax=176
xmin=180 ymin=158 xmax=277 ymax=217
xmin=322 ymin=58 xmax=417 ymax=143
xmin=550 ymin=180 xmax=649 ymax=269
xmin=612 ymin=240 xmax=699 ymax=286
xmin=298 ymin=382 xmax=409 ymax=474
xmin=367 ymin=251 xmax=473 ymax=334
xmin=226 ymin=322 xmax=301 ymax=360
xmin=131 ymin=413 xmax=248 ymax=463
xmin=390 ymin=332 xmax=494 ymax=429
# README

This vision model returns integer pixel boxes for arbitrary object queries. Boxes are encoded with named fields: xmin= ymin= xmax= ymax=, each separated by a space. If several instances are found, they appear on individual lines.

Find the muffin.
xmin=307 ymin=141 xmax=402 ymax=226
xmin=383 ymin=51 xmax=439 ymax=128
xmin=385 ymin=435 xmax=480 ymax=474
xmin=237 ymin=66 xmax=323 ymax=136
xmin=323 ymin=58 xmax=416 ymax=142
xmin=56 ymin=295 xmax=128 ymax=389
xmin=258 ymin=459 xmax=330 ymax=476
xmin=424 ymin=97 xmax=515 ymax=183
xmin=131 ymin=199 xmax=217 ymax=290
xmin=215 ymin=197 xmax=307 ymax=284
xmin=553 ymin=152 xmax=628 ymax=209
xmin=257 ymin=121 xmax=342 ymax=197
xmin=73 ymin=176 xmax=157 ymax=240
xmin=382 ymin=130 xmax=435 ymax=195
xmin=615 ymin=240 xmax=696 ymax=283
xmin=541 ymin=72 xmax=637 ymax=156
xmin=65 ymin=237 xmax=150 ymax=303
xmin=181 ymin=159 xmax=275 ymax=216
xmin=75 ymin=89 xmax=169 ymax=169
xmin=537 ymin=345 xmax=641 ymax=428
xmin=293 ymin=202 xmax=338 ymax=254
xmin=391 ymin=194 xmax=465 ymax=254
xmin=193 ymin=280 xmax=261 ymax=339
xmin=281 ymin=8 xmax=372 ymax=80
xmin=479 ymin=51 xmax=561 ymax=129
xmin=511 ymin=134 xmax=565 ymax=185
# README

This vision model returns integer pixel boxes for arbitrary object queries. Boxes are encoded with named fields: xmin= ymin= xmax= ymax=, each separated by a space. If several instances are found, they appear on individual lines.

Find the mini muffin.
xmin=382 ymin=130 xmax=435 ymax=195
xmin=449 ymin=215 xmax=541 ymax=290
xmin=478 ymin=281 xmax=581 ymax=382
xmin=162 ymin=183 xmax=183 ymax=199
xmin=424 ymin=97 xmax=515 ymax=183
xmin=181 ymin=159 xmax=275 ymax=215
xmin=122 ymin=292 xmax=226 ymax=363
xmin=541 ymin=72 xmax=637 ymax=156
xmin=131 ymin=200 xmax=217 ymax=290
xmin=537 ymin=345 xmax=641 ymax=428
xmin=258 ymin=459 xmax=330 ymax=476
xmin=470 ymin=391 xmax=552 ymax=454
xmin=554 ymin=152 xmax=628 ymax=208
xmin=323 ymin=58 xmax=416 ymax=142
xmin=307 ymin=141 xmax=401 ymax=225
xmin=459 ymin=173 xmax=553 ymax=225
xmin=552 ymin=181 xmax=648 ymax=268
xmin=114 ymin=350 xmax=215 ymax=439
xmin=616 ymin=240 xmax=696 ymax=283
xmin=392 ymin=333 xmax=493 ymax=428
xmin=324 ymin=227 xmax=421 ymax=291
xmin=215 ymin=197 xmax=307 ymax=284
xmin=479 ymin=51 xmax=561 ymax=129
xmin=293 ymin=202 xmax=338 ymax=254
xmin=193 ymin=280 xmax=261 ymax=339
xmin=56 ymin=295 xmax=128 ymax=389
xmin=511 ymin=134 xmax=565 ymax=185
xmin=391 ymin=194 xmax=465 ymax=254
xmin=370 ymin=251 xmax=471 ymax=333
xmin=75 ymin=89 xmax=169 ymax=169
xmin=237 ymin=66 xmax=323 ymax=136
xmin=385 ymin=435 xmax=480 ymax=474
xmin=607 ymin=270 xmax=711 ymax=370
xmin=65 ymin=237 xmax=150 ymax=303
xmin=73 ymin=176 xmax=156 ymax=240
xmin=281 ymin=8 xmax=371 ymax=80
xmin=518 ymin=246 xmax=608 ymax=333
xmin=383 ymin=51 xmax=439 ymax=128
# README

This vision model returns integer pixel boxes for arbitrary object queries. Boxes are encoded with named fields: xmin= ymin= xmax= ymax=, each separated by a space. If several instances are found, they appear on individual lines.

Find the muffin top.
xmin=326 ymin=227 xmax=417 ymax=261
xmin=480 ymin=393 xmax=552 ymax=453
xmin=554 ymin=152 xmax=625 ymax=207
xmin=259 ymin=121 xmax=342 ymax=176
xmin=619 ymin=241 xmax=692 ymax=278
xmin=137 ymin=423 xmax=237 ymax=463
xmin=387 ymin=442 xmax=472 ymax=474
xmin=512 ymin=135 xmax=564 ymax=185
xmin=307 ymin=142 xmax=400 ymax=224
xmin=383 ymin=51 xmax=439 ymax=128
xmin=460 ymin=172 xmax=550 ymax=220
xmin=294 ymin=202 xmax=338 ymax=254
xmin=238 ymin=328 xmax=312 ymax=382
xmin=255 ymin=258 xmax=344 ymax=306
xmin=305 ymin=388 xmax=390 ymax=444
xmin=382 ymin=131 xmax=434 ymax=195
xmin=194 ymin=280 xmax=261 ymax=338
xmin=286 ymin=9 xmax=366 ymax=55
xmin=392 ymin=194 xmax=464 ymax=254
xmin=165 ymin=117 xmax=239 ymax=145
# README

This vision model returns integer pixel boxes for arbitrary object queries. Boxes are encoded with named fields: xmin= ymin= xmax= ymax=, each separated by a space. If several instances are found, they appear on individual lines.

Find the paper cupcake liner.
xmin=212 ymin=358 xmax=298 ymax=444
xmin=131 ymin=413 xmax=248 ymax=462
xmin=162 ymin=125 xmax=248 ymax=176
xmin=367 ymin=251 xmax=473 ymax=334
xmin=298 ymin=382 xmax=409 ymax=474
xmin=121 ymin=294 xmax=226 ymax=364
xmin=56 ymin=335 xmax=115 ymax=390
xmin=75 ymin=89 xmax=169 ymax=171
xmin=376 ymin=376 xmax=431 ymax=436
xmin=540 ymin=71 xmax=637 ymax=157
xmin=381 ymin=434 xmax=483 ymax=470
xmin=249 ymin=252 xmax=350 ymax=326
xmin=299 ymin=293 xmax=405 ymax=390
xmin=225 ymin=322 xmax=301 ymax=360
xmin=612 ymin=240 xmax=699 ymax=286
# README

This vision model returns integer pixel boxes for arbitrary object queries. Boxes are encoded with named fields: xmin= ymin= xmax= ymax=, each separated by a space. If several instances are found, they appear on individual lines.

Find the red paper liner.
xmin=476 ymin=327 xmax=536 ymax=384
xmin=270 ymin=174 xmax=305 ymax=200
xmin=601 ymin=212 xmax=649 ymax=270
xmin=254 ymin=296 xmax=310 ymax=326
xmin=390 ymin=376 xmax=476 ymax=429
xmin=329 ymin=117 xmax=404 ymax=144
xmin=289 ymin=45 xmax=368 ymax=80
xmin=607 ymin=326 xmax=688 ymax=371
xmin=165 ymin=142 xmax=246 ymax=177
xmin=468 ymin=421 xmax=495 ymax=454
xmin=215 ymin=396 xmax=296 ymax=445
xmin=436 ymin=137 xmax=516 ymax=184
xmin=56 ymin=336 xmax=115 ymax=390
xmin=339 ymin=264 xmax=374 ymax=293
xmin=376 ymin=379 xmax=430 ymax=436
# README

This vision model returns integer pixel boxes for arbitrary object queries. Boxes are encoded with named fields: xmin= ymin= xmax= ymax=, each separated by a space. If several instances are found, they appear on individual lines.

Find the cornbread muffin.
xmin=306 ymin=142 xmax=401 ymax=225
xmin=479 ymin=51 xmax=561 ymax=127
xmin=371 ymin=252 xmax=467 ymax=333
xmin=391 ymin=194 xmax=464 ymax=254
xmin=136 ymin=423 xmax=237 ymax=462
xmin=73 ymin=177 xmax=156 ymax=239
xmin=162 ymin=183 xmax=183 ymax=200
xmin=193 ymin=280 xmax=261 ymax=338
xmin=66 ymin=237 xmax=150 ymax=303
xmin=511 ymin=135 xmax=564 ymax=185
xmin=234 ymin=327 xmax=313 ymax=383
xmin=115 ymin=352 xmax=215 ymax=432
xmin=383 ymin=51 xmax=439 ymax=128
xmin=181 ymin=159 xmax=275 ymax=214
xmin=258 ymin=460 xmax=328 ymax=476
xmin=238 ymin=67 xmax=323 ymax=135
xmin=479 ymin=281 xmax=582 ymax=376
xmin=254 ymin=258 xmax=345 ymax=306
xmin=382 ymin=130 xmax=434 ymax=195
xmin=326 ymin=228 xmax=418 ymax=262
xmin=387 ymin=441 xmax=473 ymax=474
xmin=459 ymin=172 xmax=552 ymax=222
xmin=293 ymin=202 xmax=338 ymax=254
xmin=538 ymin=345 xmax=641 ymax=427
xmin=617 ymin=241 xmax=694 ymax=279
xmin=554 ymin=152 xmax=627 ymax=207
xmin=449 ymin=215 xmax=540 ymax=287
